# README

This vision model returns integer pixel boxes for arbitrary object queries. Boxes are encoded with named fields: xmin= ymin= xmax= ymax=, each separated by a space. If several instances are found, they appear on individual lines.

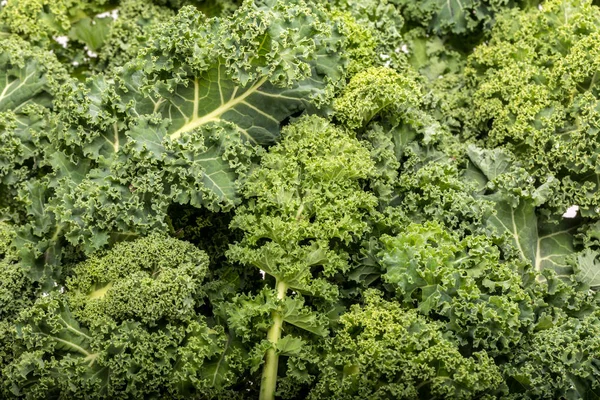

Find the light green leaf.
xmin=125 ymin=63 xmax=320 ymax=146
xmin=283 ymin=297 xmax=328 ymax=337
xmin=199 ymin=334 xmax=239 ymax=389
xmin=487 ymin=199 xmax=537 ymax=264
xmin=276 ymin=335 xmax=304 ymax=356
xmin=69 ymin=17 xmax=112 ymax=51
xmin=466 ymin=145 xmax=511 ymax=181
xmin=468 ymin=146 xmax=578 ymax=278
xmin=20 ymin=301 xmax=97 ymax=365
xmin=0 ymin=52 xmax=50 ymax=112
xmin=427 ymin=0 xmax=473 ymax=33
xmin=48 ymin=151 xmax=92 ymax=184
xmin=575 ymin=249 xmax=600 ymax=288
xmin=486 ymin=197 xmax=577 ymax=278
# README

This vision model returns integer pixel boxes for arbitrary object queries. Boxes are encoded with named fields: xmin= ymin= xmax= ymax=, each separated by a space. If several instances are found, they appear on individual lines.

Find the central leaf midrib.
xmin=211 ymin=335 xmax=230 ymax=386
xmin=169 ymin=76 xmax=269 ymax=140
xmin=39 ymin=332 xmax=92 ymax=358
xmin=510 ymin=208 xmax=528 ymax=263
xmin=0 ymin=69 xmax=38 ymax=109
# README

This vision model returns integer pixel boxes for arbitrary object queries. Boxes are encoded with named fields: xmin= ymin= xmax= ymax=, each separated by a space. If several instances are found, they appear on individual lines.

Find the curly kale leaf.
xmin=152 ymin=0 xmax=241 ymax=15
xmin=0 ymin=0 xmax=112 ymax=45
xmin=502 ymin=310 xmax=600 ymax=399
xmin=327 ymin=0 xmax=408 ymax=71
xmin=573 ymin=249 xmax=600 ymax=289
xmin=396 ymin=0 xmax=530 ymax=35
xmin=465 ymin=0 xmax=600 ymax=216
xmin=334 ymin=66 xmax=422 ymax=130
xmin=379 ymin=221 xmax=537 ymax=356
xmin=0 ymin=36 xmax=68 ymax=220
xmin=309 ymin=290 xmax=504 ymax=399
xmin=9 ymin=0 xmax=353 ymax=281
xmin=0 ymin=0 xmax=188 ymax=74
xmin=65 ymin=233 xmax=209 ymax=327
xmin=229 ymin=115 xmax=376 ymax=298
xmin=2 ymin=234 xmax=246 ymax=399
xmin=0 ymin=222 xmax=39 ymax=371
xmin=227 ymin=115 xmax=377 ymax=398
xmin=466 ymin=145 xmax=582 ymax=279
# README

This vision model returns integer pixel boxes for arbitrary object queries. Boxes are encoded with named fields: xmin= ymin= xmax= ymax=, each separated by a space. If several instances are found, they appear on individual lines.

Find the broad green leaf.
xmin=468 ymin=145 xmax=578 ymax=278
xmin=486 ymin=197 xmax=577 ymax=278
xmin=425 ymin=0 xmax=473 ymax=33
xmin=348 ymin=265 xmax=381 ymax=286
xmin=48 ymin=151 xmax=92 ymax=184
xmin=276 ymin=335 xmax=304 ymax=356
xmin=536 ymin=219 xmax=578 ymax=277
xmin=69 ymin=17 xmax=112 ymax=51
xmin=0 ymin=52 xmax=51 ymax=112
xmin=19 ymin=301 xmax=98 ymax=366
xmin=438 ymin=0 xmax=471 ymax=29
xmin=487 ymin=199 xmax=537 ymax=264
xmin=575 ymin=249 xmax=600 ymax=288
xmin=123 ymin=62 xmax=324 ymax=147
xmin=201 ymin=341 xmax=233 ymax=388
xmin=283 ymin=297 xmax=328 ymax=337
xmin=466 ymin=145 xmax=511 ymax=181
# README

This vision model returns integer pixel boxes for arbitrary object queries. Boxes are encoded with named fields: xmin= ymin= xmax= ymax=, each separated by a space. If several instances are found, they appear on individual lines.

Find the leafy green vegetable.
xmin=228 ymin=115 xmax=376 ymax=399
xmin=310 ymin=290 xmax=504 ymax=399
xmin=465 ymin=0 xmax=600 ymax=216
xmin=2 ymin=0 xmax=600 ymax=398
xmin=396 ymin=0 xmax=530 ymax=35
xmin=502 ymin=309 xmax=600 ymax=398
xmin=0 ymin=36 xmax=67 ymax=219
xmin=4 ymin=0 xmax=352 ymax=282
xmin=2 ymin=234 xmax=246 ymax=399
xmin=466 ymin=145 xmax=581 ymax=278
xmin=574 ymin=249 xmax=600 ymax=288
xmin=380 ymin=221 xmax=537 ymax=355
